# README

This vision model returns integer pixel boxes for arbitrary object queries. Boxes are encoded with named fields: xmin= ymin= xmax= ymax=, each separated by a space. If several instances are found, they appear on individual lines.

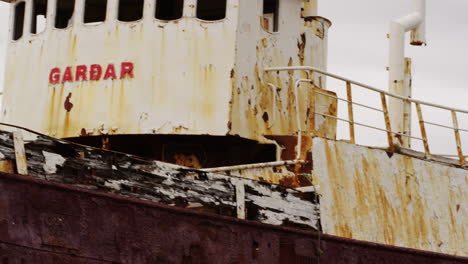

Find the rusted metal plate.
xmin=312 ymin=137 xmax=468 ymax=257
xmin=1 ymin=172 xmax=467 ymax=264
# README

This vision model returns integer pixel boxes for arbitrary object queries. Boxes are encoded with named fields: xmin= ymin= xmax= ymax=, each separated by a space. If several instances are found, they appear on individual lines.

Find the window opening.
xmin=55 ymin=0 xmax=75 ymax=29
xmin=118 ymin=0 xmax=144 ymax=22
xmin=31 ymin=0 xmax=48 ymax=34
xmin=196 ymin=0 xmax=226 ymax=21
xmin=263 ymin=0 xmax=279 ymax=32
xmin=155 ymin=0 xmax=183 ymax=21
xmin=13 ymin=2 xmax=25 ymax=40
xmin=84 ymin=0 xmax=107 ymax=25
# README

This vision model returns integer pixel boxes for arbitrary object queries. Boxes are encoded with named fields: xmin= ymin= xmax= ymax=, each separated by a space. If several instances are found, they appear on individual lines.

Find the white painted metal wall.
xmin=1 ymin=0 xmax=329 ymax=142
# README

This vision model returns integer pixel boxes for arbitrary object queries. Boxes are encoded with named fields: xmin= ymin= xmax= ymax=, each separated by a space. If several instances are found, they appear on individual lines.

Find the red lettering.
xmin=120 ymin=62 xmax=134 ymax=79
xmin=62 ymin=67 xmax=73 ymax=83
xmin=75 ymin=65 xmax=87 ymax=81
xmin=104 ymin=64 xmax=117 ymax=80
xmin=49 ymin=68 xmax=61 ymax=84
xmin=90 ymin=64 xmax=102 ymax=81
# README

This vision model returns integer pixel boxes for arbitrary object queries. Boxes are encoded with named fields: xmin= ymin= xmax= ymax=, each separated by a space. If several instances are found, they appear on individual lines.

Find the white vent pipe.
xmin=388 ymin=0 xmax=426 ymax=148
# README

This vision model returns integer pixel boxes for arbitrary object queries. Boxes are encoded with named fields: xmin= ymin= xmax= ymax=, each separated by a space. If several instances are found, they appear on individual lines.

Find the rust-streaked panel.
xmin=312 ymin=137 xmax=468 ymax=257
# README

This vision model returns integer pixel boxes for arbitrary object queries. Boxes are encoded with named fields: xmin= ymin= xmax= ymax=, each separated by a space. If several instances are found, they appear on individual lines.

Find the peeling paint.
xmin=42 ymin=151 xmax=66 ymax=174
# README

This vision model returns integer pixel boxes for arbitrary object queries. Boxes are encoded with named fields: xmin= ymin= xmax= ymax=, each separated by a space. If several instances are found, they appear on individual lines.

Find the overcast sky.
xmin=0 ymin=1 xmax=467 ymax=154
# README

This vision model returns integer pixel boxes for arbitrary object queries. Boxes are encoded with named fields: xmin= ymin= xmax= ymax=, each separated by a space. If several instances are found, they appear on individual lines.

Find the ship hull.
xmin=1 ymin=172 xmax=466 ymax=264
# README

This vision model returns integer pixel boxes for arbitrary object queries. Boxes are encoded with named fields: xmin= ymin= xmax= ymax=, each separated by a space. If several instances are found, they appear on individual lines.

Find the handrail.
xmin=265 ymin=66 xmax=468 ymax=114
xmin=265 ymin=65 xmax=468 ymax=167
xmin=201 ymin=160 xmax=307 ymax=173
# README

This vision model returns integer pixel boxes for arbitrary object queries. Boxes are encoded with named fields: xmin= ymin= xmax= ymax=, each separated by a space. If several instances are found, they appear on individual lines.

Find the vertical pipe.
xmin=388 ymin=0 xmax=425 ymax=147
xmin=388 ymin=21 xmax=405 ymax=143
xmin=402 ymin=58 xmax=412 ymax=148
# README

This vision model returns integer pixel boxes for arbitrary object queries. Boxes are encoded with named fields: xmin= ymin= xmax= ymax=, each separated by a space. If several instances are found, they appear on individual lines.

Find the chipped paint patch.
xmin=104 ymin=180 xmax=131 ymax=191
xmin=42 ymin=151 xmax=66 ymax=174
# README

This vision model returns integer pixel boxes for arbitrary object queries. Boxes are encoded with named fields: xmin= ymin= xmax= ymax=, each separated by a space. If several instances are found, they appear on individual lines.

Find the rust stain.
xmin=0 ymin=160 xmax=14 ymax=174
xmin=64 ymin=93 xmax=74 ymax=112
xmin=314 ymin=138 xmax=468 ymax=256
xmin=297 ymin=33 xmax=306 ymax=65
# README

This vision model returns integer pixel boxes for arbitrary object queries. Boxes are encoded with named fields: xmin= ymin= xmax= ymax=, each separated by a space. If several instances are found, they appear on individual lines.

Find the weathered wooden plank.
xmin=13 ymin=131 xmax=28 ymax=175
xmin=235 ymin=179 xmax=246 ymax=219
xmin=0 ymin=130 xmax=320 ymax=230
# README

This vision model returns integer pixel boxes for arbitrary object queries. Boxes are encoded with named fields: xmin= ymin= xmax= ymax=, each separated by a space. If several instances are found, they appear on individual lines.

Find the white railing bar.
xmin=201 ymin=160 xmax=307 ymax=173
xmin=265 ymin=66 xmax=468 ymax=114
xmin=432 ymin=154 xmax=468 ymax=158
xmin=316 ymin=112 xmax=425 ymax=141
xmin=314 ymin=90 xmax=384 ymax=113
xmin=424 ymin=121 xmax=468 ymax=133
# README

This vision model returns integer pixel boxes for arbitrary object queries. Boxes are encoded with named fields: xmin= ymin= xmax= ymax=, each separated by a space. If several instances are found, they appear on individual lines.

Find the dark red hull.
xmin=1 ymin=172 xmax=466 ymax=264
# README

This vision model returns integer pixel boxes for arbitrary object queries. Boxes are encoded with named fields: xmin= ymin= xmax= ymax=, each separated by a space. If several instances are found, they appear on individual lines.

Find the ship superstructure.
xmin=0 ymin=0 xmax=467 ymax=262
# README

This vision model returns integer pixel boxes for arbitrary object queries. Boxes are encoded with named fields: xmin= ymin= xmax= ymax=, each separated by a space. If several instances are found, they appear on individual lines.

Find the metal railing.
xmin=265 ymin=66 xmax=468 ymax=167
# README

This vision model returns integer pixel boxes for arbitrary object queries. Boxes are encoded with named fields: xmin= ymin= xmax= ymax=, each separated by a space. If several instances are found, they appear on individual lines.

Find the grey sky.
xmin=0 ymin=1 xmax=467 ymax=154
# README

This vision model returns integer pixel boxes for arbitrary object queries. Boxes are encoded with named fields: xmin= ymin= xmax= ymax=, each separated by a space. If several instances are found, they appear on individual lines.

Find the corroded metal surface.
xmin=312 ymin=137 xmax=468 ymax=257
xmin=1 ymin=0 xmax=330 ymax=143
xmin=1 ymin=172 xmax=467 ymax=264
xmin=230 ymin=3 xmax=331 ymax=140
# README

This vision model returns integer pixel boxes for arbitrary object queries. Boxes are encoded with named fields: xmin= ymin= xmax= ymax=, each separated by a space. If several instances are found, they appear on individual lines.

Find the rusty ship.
xmin=0 ymin=0 xmax=467 ymax=263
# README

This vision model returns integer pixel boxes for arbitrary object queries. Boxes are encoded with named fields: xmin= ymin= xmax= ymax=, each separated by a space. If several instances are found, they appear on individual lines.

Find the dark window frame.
xmin=263 ymin=0 xmax=280 ymax=32
xmin=12 ymin=1 xmax=26 ymax=40
xmin=155 ymin=0 xmax=184 ymax=21
xmin=31 ymin=0 xmax=48 ymax=34
xmin=118 ymin=0 xmax=144 ymax=22
xmin=196 ymin=0 xmax=227 ymax=21
xmin=83 ymin=0 xmax=108 ymax=25
xmin=55 ymin=0 xmax=75 ymax=29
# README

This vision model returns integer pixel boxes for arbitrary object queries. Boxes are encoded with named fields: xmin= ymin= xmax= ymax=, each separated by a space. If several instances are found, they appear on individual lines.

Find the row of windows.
xmin=13 ymin=0 xmax=280 ymax=41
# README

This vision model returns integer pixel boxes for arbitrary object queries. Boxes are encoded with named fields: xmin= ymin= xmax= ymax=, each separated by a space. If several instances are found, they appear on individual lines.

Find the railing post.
xmin=346 ymin=81 xmax=356 ymax=144
xmin=451 ymin=111 xmax=465 ymax=167
xmin=415 ymin=103 xmax=430 ymax=157
xmin=380 ymin=93 xmax=395 ymax=152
